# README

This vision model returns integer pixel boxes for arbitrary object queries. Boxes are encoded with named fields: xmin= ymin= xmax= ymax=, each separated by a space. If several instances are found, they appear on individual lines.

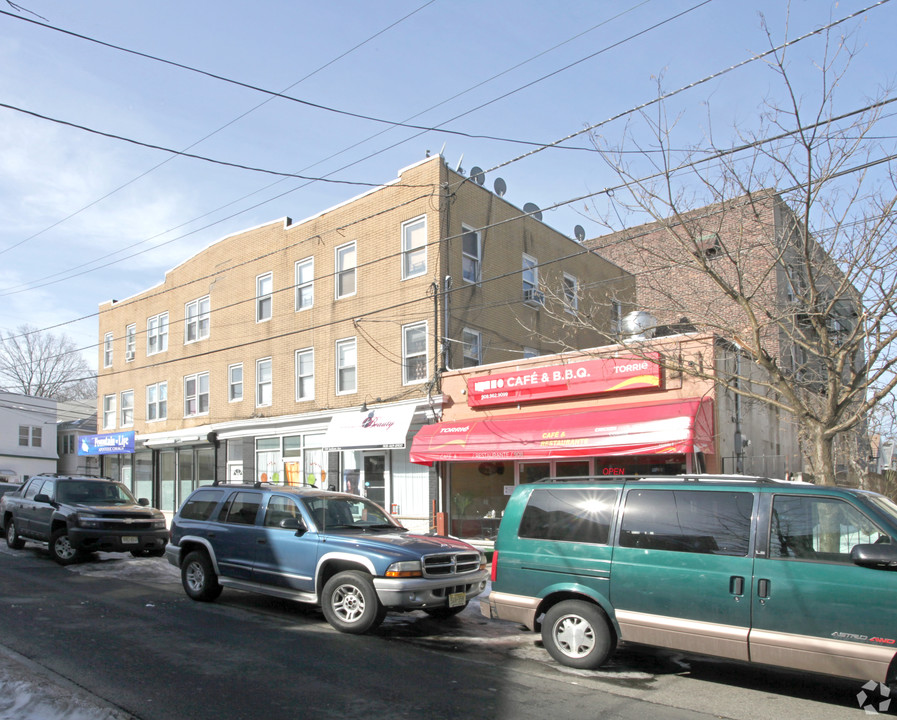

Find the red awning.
xmin=410 ymin=398 xmax=714 ymax=466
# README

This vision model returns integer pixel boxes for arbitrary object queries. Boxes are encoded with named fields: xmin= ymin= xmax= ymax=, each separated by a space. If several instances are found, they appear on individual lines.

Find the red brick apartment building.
xmin=96 ymin=155 xmax=634 ymax=529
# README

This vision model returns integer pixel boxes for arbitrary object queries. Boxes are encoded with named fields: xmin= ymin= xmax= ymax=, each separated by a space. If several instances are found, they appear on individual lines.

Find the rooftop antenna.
xmin=455 ymin=154 xmax=464 ymax=175
xmin=439 ymin=142 xmax=446 ymax=157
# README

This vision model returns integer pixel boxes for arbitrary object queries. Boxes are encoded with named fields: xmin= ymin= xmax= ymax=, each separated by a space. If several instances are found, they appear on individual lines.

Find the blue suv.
xmin=166 ymin=483 xmax=488 ymax=633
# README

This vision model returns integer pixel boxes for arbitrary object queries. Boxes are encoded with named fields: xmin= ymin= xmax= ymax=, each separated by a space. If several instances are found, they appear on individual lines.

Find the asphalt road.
xmin=0 ymin=543 xmax=885 ymax=720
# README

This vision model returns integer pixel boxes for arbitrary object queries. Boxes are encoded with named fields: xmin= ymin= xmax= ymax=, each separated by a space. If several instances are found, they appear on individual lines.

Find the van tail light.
xmin=490 ymin=551 xmax=498 ymax=582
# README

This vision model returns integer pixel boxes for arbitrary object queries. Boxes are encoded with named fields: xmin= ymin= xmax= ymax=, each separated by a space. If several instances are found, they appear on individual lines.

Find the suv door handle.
xmin=757 ymin=578 xmax=770 ymax=598
xmin=257 ymin=538 xmax=267 ymax=545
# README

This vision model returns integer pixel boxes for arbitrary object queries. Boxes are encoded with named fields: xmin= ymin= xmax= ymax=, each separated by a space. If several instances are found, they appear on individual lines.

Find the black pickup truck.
xmin=0 ymin=474 xmax=168 ymax=564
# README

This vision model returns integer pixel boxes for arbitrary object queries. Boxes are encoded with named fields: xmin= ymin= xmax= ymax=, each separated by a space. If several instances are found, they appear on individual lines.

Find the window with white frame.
xmin=103 ymin=332 xmax=113 ymax=367
xmin=256 ymin=272 xmax=273 ymax=322
xmin=402 ymin=321 xmax=428 ymax=385
xmin=522 ymin=254 xmax=541 ymax=305
xmin=335 ymin=242 xmax=356 ymax=299
xmin=184 ymin=372 xmax=210 ymax=417
xmin=185 ymin=295 xmax=210 ymax=342
xmin=295 ymin=257 xmax=314 ymax=311
xmin=18 ymin=425 xmax=41 ymax=447
xmin=125 ymin=324 xmax=136 ymax=362
xmin=462 ymin=227 xmax=481 ymax=283
xmin=336 ymin=337 xmax=357 ymax=394
xmin=103 ymin=394 xmax=116 ymax=430
xmin=147 ymin=312 xmax=168 ymax=355
xmin=402 ymin=216 xmax=427 ymax=279
xmin=563 ymin=273 xmax=578 ymax=313
xmin=146 ymin=381 xmax=167 ymax=421
xmin=462 ymin=328 xmax=482 ymax=368
xmin=228 ymin=363 xmax=243 ymax=402
xmin=296 ymin=348 xmax=314 ymax=401
xmin=120 ymin=390 xmax=134 ymax=427
xmin=256 ymin=358 xmax=272 ymax=407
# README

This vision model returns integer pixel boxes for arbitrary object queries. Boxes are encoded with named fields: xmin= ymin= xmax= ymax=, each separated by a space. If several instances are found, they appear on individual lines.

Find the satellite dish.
xmin=574 ymin=225 xmax=585 ymax=242
xmin=469 ymin=166 xmax=485 ymax=186
xmin=494 ymin=177 xmax=507 ymax=197
xmin=455 ymin=153 xmax=464 ymax=174
xmin=523 ymin=202 xmax=542 ymax=221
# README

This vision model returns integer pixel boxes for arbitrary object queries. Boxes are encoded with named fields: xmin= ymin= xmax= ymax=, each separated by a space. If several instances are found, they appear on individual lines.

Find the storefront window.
xmin=519 ymin=463 xmax=550 ymax=484
xmin=449 ymin=462 xmax=510 ymax=540
xmin=160 ymin=450 xmax=176 ymax=514
xmin=256 ymin=438 xmax=281 ymax=484
xmin=135 ymin=449 xmax=153 ymax=502
xmin=305 ymin=434 xmax=326 ymax=488
xmin=179 ymin=451 xmax=194 ymax=508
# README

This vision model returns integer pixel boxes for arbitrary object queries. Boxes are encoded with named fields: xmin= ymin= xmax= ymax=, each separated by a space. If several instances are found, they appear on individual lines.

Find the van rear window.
xmin=619 ymin=489 xmax=753 ymax=556
xmin=519 ymin=488 xmax=617 ymax=544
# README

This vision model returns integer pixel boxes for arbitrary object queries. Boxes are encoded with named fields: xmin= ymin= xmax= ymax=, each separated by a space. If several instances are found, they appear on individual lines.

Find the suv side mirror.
xmin=138 ymin=498 xmax=150 ymax=506
xmin=34 ymin=493 xmax=52 ymax=504
xmin=279 ymin=517 xmax=307 ymax=535
xmin=850 ymin=542 xmax=897 ymax=570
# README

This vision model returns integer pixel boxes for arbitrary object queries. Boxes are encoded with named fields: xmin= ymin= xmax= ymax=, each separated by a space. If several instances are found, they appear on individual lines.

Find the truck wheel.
xmin=181 ymin=551 xmax=222 ymax=601
xmin=5 ymin=519 xmax=25 ymax=550
xmin=321 ymin=571 xmax=386 ymax=634
xmin=50 ymin=528 xmax=79 ymax=565
xmin=541 ymin=600 xmax=615 ymax=669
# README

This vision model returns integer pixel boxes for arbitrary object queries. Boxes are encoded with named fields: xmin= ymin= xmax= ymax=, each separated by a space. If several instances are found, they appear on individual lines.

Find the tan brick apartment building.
xmin=96 ymin=155 xmax=634 ymax=529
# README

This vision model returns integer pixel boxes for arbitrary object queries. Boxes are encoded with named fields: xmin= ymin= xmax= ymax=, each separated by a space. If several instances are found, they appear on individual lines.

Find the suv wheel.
xmin=321 ymin=571 xmax=386 ymax=634
xmin=5 ymin=519 xmax=25 ymax=550
xmin=50 ymin=528 xmax=79 ymax=565
xmin=541 ymin=600 xmax=615 ymax=669
xmin=181 ymin=551 xmax=223 ymax=601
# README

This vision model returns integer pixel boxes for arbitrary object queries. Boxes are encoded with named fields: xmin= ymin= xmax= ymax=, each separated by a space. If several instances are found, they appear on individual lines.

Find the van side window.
xmin=180 ymin=489 xmax=225 ymax=521
xmin=218 ymin=492 xmax=262 ymax=525
xmin=769 ymin=495 xmax=889 ymax=562
xmin=619 ymin=489 xmax=753 ymax=556
xmin=519 ymin=488 xmax=617 ymax=544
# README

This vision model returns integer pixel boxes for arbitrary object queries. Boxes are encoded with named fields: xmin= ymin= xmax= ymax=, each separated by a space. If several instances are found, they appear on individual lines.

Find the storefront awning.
xmin=409 ymin=398 xmax=714 ymax=466
xmin=322 ymin=404 xmax=416 ymax=451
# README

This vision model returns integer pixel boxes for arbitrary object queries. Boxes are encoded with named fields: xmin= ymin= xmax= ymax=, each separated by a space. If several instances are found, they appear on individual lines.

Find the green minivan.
xmin=482 ymin=476 xmax=897 ymax=684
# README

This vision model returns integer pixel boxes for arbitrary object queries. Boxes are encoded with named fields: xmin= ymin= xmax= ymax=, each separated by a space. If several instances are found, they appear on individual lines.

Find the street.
xmin=0 ymin=543 xmax=884 ymax=720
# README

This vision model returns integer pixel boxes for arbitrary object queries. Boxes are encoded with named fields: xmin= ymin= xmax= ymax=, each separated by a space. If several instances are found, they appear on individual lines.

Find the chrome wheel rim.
xmin=6 ymin=523 xmax=15 ymax=543
xmin=54 ymin=535 xmax=76 ymax=561
xmin=552 ymin=613 xmax=596 ymax=659
xmin=185 ymin=562 xmax=206 ymax=593
xmin=331 ymin=584 xmax=365 ymax=623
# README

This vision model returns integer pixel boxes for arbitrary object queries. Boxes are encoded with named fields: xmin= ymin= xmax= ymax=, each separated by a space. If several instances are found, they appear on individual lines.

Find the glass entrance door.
xmin=362 ymin=453 xmax=388 ymax=509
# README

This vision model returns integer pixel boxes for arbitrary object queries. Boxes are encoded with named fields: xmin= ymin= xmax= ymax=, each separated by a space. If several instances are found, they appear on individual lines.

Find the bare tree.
xmin=0 ymin=325 xmax=96 ymax=401
xmin=576 ymin=23 xmax=897 ymax=485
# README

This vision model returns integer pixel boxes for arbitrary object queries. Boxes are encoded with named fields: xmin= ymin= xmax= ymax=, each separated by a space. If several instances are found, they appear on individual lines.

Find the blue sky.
xmin=0 ymin=0 xmax=894 ymax=371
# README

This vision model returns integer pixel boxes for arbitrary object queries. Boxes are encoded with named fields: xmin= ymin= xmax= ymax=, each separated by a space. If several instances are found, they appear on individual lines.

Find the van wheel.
xmin=5 ymin=519 xmax=25 ymax=549
xmin=181 ymin=551 xmax=222 ymax=601
xmin=321 ymin=571 xmax=386 ymax=634
xmin=541 ymin=600 xmax=614 ymax=669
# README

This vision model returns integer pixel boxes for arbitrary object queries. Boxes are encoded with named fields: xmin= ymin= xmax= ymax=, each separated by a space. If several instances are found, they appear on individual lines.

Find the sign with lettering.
xmin=467 ymin=354 xmax=662 ymax=407
xmin=79 ymin=431 xmax=136 ymax=456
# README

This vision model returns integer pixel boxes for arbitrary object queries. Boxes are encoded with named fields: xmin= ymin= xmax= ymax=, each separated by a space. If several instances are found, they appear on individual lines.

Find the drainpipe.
xmin=734 ymin=351 xmax=745 ymax=474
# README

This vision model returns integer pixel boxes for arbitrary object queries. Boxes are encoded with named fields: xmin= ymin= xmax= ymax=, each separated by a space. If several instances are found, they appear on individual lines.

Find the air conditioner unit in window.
xmin=125 ymin=350 xmax=135 ymax=361
xmin=524 ymin=288 xmax=545 ymax=306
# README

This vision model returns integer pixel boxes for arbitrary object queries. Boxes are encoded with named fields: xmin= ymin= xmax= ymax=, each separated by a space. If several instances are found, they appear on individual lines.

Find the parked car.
xmin=0 ymin=474 xmax=168 ymax=564
xmin=482 ymin=475 xmax=897 ymax=685
xmin=166 ymin=483 xmax=488 ymax=633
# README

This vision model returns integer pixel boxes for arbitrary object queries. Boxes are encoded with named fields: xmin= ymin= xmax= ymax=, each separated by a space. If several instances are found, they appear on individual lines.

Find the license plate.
xmin=448 ymin=592 xmax=466 ymax=608
xmin=122 ymin=536 xmax=138 ymax=544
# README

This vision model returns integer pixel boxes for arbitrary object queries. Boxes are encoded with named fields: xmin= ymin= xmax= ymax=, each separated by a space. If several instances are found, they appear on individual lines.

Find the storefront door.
xmin=362 ymin=453 xmax=388 ymax=509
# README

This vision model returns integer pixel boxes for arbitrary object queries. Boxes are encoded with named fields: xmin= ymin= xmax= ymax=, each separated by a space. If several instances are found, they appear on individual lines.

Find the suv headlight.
xmin=74 ymin=512 xmax=101 ymax=529
xmin=385 ymin=560 xmax=422 ymax=578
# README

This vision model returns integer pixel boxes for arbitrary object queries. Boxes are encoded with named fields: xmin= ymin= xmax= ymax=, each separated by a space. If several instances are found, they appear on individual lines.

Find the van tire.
xmin=542 ymin=600 xmax=614 ymax=669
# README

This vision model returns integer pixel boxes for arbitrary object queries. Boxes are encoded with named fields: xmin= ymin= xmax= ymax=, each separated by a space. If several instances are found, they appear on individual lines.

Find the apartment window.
xmin=228 ymin=364 xmax=243 ymax=402
xmin=103 ymin=394 xmax=116 ymax=430
xmin=462 ymin=328 xmax=482 ymax=368
xmin=402 ymin=216 xmax=427 ymax=279
xmin=184 ymin=372 xmax=210 ymax=417
xmin=462 ymin=227 xmax=481 ymax=283
xmin=336 ymin=337 xmax=357 ymax=394
xmin=256 ymin=272 xmax=273 ymax=322
xmin=18 ymin=425 xmax=41 ymax=447
xmin=296 ymin=348 xmax=314 ymax=401
xmin=402 ymin=321 xmax=428 ymax=385
xmin=563 ymin=273 xmax=578 ymax=313
xmin=147 ymin=312 xmax=169 ymax=355
xmin=125 ymin=324 xmax=136 ymax=362
xmin=120 ymin=390 xmax=134 ymax=427
xmin=336 ymin=242 xmax=356 ymax=299
xmin=185 ymin=296 xmax=210 ymax=342
xmin=256 ymin=358 xmax=272 ymax=407
xmin=295 ymin=258 xmax=314 ymax=311
xmin=522 ymin=254 xmax=541 ymax=305
xmin=146 ymin=381 xmax=168 ymax=421
xmin=103 ymin=332 xmax=113 ymax=368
